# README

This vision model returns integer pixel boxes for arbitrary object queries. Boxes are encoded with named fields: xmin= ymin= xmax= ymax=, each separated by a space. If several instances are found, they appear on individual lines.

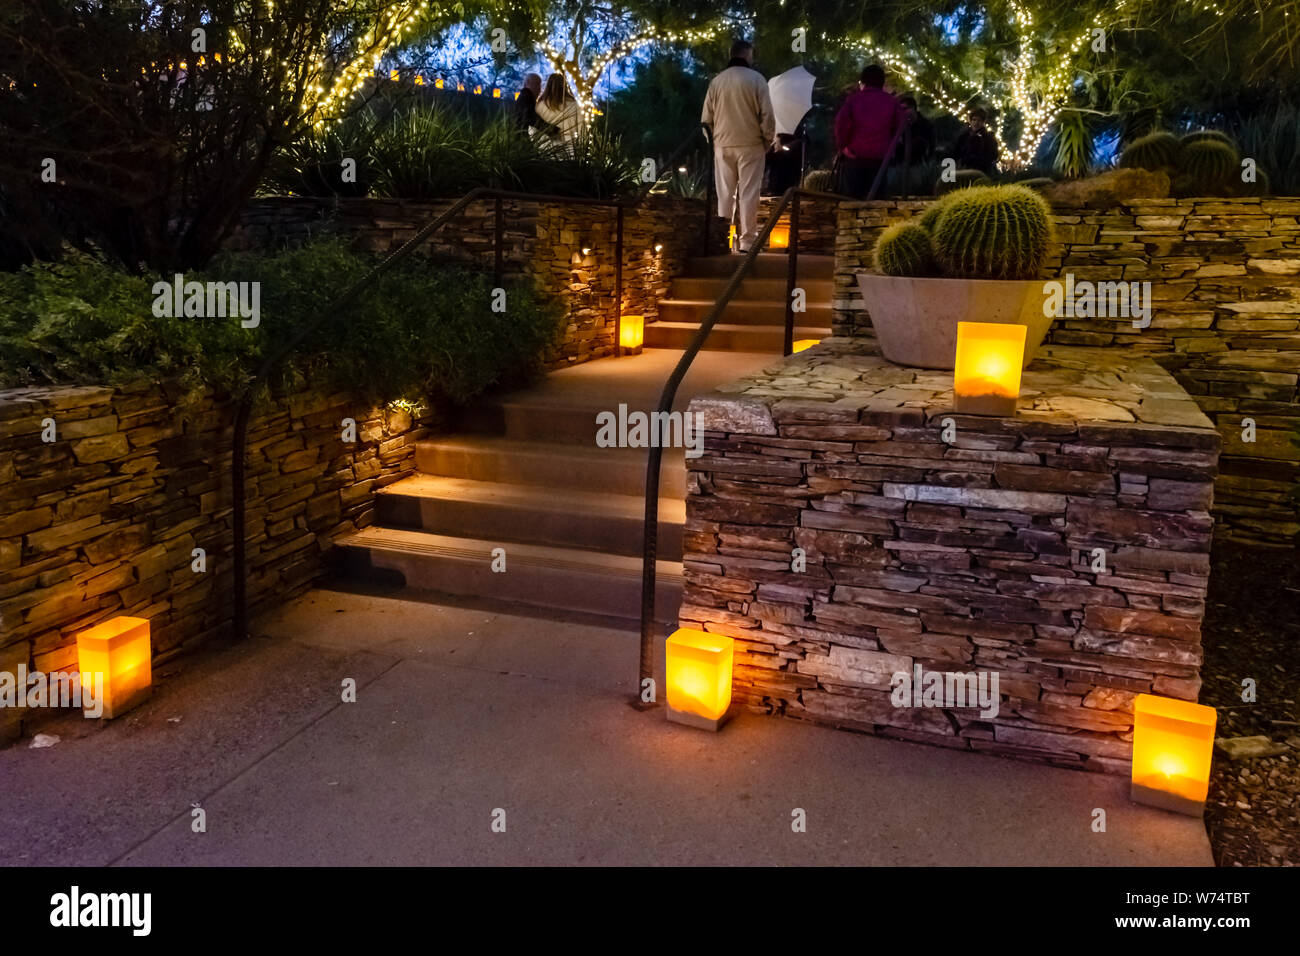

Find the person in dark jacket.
xmin=512 ymin=73 xmax=557 ymax=138
xmin=953 ymin=107 xmax=999 ymax=175
xmin=895 ymin=95 xmax=934 ymax=165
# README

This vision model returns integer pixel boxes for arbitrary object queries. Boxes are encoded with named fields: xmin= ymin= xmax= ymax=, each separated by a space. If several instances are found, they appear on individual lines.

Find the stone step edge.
xmin=337 ymin=527 xmax=685 ymax=583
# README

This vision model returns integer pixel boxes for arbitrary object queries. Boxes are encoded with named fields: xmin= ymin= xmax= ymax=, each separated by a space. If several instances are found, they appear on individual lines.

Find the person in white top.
xmin=701 ymin=40 xmax=777 ymax=253
xmin=535 ymin=73 xmax=584 ymax=148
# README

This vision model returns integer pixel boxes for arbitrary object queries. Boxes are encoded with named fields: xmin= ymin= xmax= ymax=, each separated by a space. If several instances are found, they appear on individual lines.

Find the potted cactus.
xmin=855 ymin=184 xmax=1056 ymax=369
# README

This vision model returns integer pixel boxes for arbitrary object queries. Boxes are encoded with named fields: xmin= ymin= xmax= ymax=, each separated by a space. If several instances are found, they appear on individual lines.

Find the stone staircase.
xmin=333 ymin=254 xmax=831 ymax=624
xmin=645 ymin=253 xmax=835 ymax=351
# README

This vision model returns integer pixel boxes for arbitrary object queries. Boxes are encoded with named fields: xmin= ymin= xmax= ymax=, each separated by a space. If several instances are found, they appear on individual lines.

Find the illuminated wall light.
xmin=952 ymin=322 xmax=1026 ymax=417
xmin=1131 ymin=694 xmax=1217 ymax=816
xmin=76 ymin=616 xmax=151 ymax=719
xmin=791 ymin=339 xmax=821 ymax=353
xmin=768 ymin=224 xmax=790 ymax=250
xmin=492 ymin=88 xmax=501 ymax=98
xmin=665 ymin=628 xmax=733 ymax=731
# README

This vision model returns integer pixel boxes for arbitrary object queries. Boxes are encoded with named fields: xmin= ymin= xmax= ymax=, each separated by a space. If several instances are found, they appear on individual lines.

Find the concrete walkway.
xmin=0 ymin=587 xmax=1213 ymax=866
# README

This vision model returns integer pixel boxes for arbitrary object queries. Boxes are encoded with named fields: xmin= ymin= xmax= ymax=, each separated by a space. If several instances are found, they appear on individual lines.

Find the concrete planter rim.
xmin=855 ymin=271 xmax=1054 ymax=371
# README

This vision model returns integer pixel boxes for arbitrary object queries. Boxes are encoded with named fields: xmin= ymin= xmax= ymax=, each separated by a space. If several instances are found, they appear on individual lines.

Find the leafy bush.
xmin=267 ymin=103 xmax=642 ymax=201
xmin=930 ymin=185 xmax=1054 ymax=280
xmin=0 ymin=242 xmax=563 ymax=407
xmin=873 ymin=222 xmax=937 ymax=276
xmin=262 ymin=110 xmax=382 ymax=198
xmin=1232 ymin=101 xmax=1300 ymax=195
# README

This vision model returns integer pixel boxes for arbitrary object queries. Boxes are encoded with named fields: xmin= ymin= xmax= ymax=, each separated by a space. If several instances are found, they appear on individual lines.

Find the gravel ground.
xmin=1201 ymin=540 xmax=1300 ymax=866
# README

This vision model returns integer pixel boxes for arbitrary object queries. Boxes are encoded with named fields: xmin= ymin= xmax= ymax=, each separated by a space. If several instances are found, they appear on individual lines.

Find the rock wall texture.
xmin=0 ymin=384 xmax=431 ymax=741
xmin=833 ymin=196 xmax=1300 ymax=546
xmin=684 ymin=341 xmax=1219 ymax=773
xmin=232 ymin=195 xmax=723 ymax=369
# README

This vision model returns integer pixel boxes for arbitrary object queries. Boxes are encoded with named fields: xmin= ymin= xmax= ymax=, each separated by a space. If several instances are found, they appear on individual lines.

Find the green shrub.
xmin=801 ymin=169 xmax=836 ymax=192
xmin=369 ymin=105 xmax=481 ymax=199
xmin=0 ymin=242 xmax=564 ymax=407
xmin=933 ymin=168 xmax=990 ymax=195
xmin=261 ymin=109 xmax=381 ymax=198
xmin=1014 ymin=177 xmax=1055 ymax=191
xmin=1233 ymin=101 xmax=1300 ymax=196
xmin=873 ymin=222 xmax=937 ymax=276
xmin=930 ymin=184 xmax=1054 ymax=280
xmin=1175 ymin=139 xmax=1240 ymax=196
xmin=1119 ymin=131 xmax=1181 ymax=171
xmin=273 ymin=103 xmax=642 ymax=202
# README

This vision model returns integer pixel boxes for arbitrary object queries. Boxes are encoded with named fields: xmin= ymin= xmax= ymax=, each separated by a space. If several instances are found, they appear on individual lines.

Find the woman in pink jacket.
xmin=834 ymin=64 xmax=907 ymax=199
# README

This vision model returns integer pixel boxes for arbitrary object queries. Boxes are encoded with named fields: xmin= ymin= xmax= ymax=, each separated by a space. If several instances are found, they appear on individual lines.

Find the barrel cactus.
xmin=1119 ymin=131 xmax=1180 ymax=171
xmin=933 ymin=168 xmax=990 ymax=195
xmin=1176 ymin=139 xmax=1239 ymax=194
xmin=801 ymin=168 xmax=836 ymax=192
xmin=873 ymin=221 xmax=938 ymax=277
xmin=917 ymin=192 xmax=958 ymax=232
xmin=1180 ymin=129 xmax=1237 ymax=150
xmin=930 ymin=184 xmax=1054 ymax=280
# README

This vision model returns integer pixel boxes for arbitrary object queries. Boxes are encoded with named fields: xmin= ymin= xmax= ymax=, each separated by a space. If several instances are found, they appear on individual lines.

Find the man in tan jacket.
xmin=702 ymin=40 xmax=776 ymax=253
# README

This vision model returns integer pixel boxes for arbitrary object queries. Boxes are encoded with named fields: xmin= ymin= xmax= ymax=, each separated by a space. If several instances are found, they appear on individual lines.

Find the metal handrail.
xmin=229 ymin=123 xmax=714 ymax=640
xmin=635 ymin=185 xmax=854 ymax=703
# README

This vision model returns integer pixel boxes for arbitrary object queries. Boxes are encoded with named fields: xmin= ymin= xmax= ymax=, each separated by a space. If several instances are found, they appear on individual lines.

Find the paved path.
xmin=0 ymin=588 xmax=1213 ymax=866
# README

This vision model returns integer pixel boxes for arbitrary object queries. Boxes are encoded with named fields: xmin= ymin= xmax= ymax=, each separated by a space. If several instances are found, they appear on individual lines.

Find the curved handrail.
xmin=229 ymin=123 xmax=714 ymax=640
xmin=635 ymin=186 xmax=854 ymax=701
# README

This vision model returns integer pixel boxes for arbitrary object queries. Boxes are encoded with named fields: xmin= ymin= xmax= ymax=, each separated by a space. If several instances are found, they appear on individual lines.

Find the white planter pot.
xmin=854 ymin=273 xmax=1055 ymax=370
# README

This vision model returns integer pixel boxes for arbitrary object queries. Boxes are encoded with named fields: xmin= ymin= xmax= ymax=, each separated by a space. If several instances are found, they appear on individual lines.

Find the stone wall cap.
xmin=697 ymin=338 xmax=1217 ymax=434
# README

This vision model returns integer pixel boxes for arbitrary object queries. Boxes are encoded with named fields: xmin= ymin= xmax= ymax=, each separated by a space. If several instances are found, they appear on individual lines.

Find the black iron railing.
xmin=633 ymin=111 xmax=926 ymax=700
xmin=229 ymin=123 xmax=715 ymax=641
xmin=635 ymin=184 xmax=860 ymax=702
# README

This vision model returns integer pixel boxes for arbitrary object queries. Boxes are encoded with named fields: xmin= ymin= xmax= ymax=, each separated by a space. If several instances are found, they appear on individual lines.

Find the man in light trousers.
xmin=701 ymin=40 xmax=776 ymax=254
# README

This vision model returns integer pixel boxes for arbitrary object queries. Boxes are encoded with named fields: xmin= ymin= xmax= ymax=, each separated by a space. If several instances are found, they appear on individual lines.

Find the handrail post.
xmin=867 ymin=114 xmax=913 ymax=201
xmin=615 ymin=205 xmax=624 ymax=355
xmin=493 ymin=197 xmax=504 ymax=285
xmin=783 ymin=191 xmax=799 ymax=356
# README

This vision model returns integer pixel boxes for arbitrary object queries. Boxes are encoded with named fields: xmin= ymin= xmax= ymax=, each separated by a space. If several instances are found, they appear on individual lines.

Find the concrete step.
xmin=684 ymin=253 xmax=834 ymax=280
xmin=335 ymin=526 xmax=683 ymax=623
xmin=376 ymin=475 xmax=685 ymax=559
xmin=415 ymin=436 xmax=687 ymax=498
xmin=644 ymin=321 xmax=830 ymax=352
xmin=657 ymin=298 xmax=833 ymax=328
xmin=668 ymin=276 xmax=834 ymax=302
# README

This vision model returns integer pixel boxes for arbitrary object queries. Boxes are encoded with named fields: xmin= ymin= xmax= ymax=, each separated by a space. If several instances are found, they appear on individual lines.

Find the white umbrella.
xmin=768 ymin=65 xmax=815 ymax=136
